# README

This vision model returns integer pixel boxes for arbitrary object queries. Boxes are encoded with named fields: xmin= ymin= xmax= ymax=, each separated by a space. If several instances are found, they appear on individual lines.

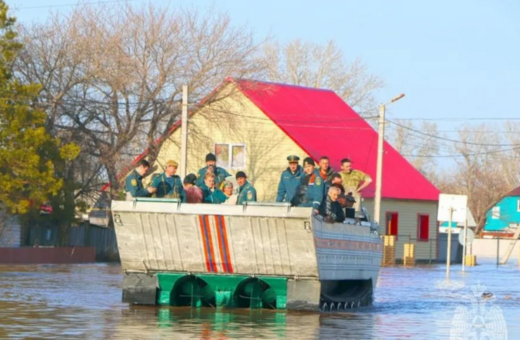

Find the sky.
xmin=8 ymin=0 xmax=520 ymax=138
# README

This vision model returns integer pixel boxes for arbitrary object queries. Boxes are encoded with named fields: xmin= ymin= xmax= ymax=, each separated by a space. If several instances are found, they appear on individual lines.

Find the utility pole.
xmin=374 ymin=104 xmax=385 ymax=225
xmin=180 ymin=85 xmax=188 ymax=179
xmin=374 ymin=94 xmax=405 ymax=225
xmin=462 ymin=216 xmax=467 ymax=272
xmin=446 ymin=207 xmax=453 ymax=279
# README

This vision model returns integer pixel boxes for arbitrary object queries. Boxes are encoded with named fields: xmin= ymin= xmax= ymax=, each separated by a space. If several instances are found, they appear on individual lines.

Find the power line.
xmin=401 ymin=146 xmax=520 ymax=158
xmin=389 ymin=117 xmax=520 ymax=122
xmin=387 ymin=119 xmax=520 ymax=148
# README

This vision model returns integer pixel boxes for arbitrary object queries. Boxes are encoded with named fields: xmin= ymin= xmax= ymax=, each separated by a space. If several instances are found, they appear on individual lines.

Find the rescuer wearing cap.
xmin=236 ymin=171 xmax=257 ymax=205
xmin=195 ymin=153 xmax=231 ymax=188
xmin=151 ymin=160 xmax=186 ymax=202
xmin=291 ymin=157 xmax=325 ymax=213
xmin=276 ymin=155 xmax=303 ymax=203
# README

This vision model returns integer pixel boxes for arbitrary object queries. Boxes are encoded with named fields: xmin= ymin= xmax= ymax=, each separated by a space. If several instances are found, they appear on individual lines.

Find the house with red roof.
xmin=117 ymin=78 xmax=441 ymax=260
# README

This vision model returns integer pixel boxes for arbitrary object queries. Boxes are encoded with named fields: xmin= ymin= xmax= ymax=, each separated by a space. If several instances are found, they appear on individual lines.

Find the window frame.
xmin=385 ymin=211 xmax=399 ymax=240
xmin=214 ymin=143 xmax=247 ymax=170
xmin=417 ymin=214 xmax=430 ymax=242
xmin=491 ymin=206 xmax=500 ymax=219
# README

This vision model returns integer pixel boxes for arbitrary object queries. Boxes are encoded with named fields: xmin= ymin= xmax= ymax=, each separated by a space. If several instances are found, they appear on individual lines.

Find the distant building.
xmin=109 ymin=78 xmax=441 ymax=261
xmin=483 ymin=186 xmax=520 ymax=236
xmin=0 ymin=215 xmax=21 ymax=247
xmin=439 ymin=208 xmax=477 ymax=234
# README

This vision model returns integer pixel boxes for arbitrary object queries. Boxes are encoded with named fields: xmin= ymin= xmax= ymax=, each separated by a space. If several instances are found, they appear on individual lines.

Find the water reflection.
xmin=0 ymin=261 xmax=519 ymax=339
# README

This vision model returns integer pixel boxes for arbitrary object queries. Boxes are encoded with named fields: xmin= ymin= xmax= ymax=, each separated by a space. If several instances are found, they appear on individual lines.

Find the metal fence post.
xmin=429 ymin=238 xmax=432 ymax=265
xmin=496 ymin=237 xmax=500 ymax=268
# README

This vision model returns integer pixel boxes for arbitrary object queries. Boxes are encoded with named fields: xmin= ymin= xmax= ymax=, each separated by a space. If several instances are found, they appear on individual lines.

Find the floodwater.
xmin=0 ymin=260 xmax=519 ymax=339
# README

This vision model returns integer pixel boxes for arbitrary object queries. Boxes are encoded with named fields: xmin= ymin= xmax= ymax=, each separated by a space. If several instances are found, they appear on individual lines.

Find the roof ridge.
xmin=230 ymin=77 xmax=337 ymax=93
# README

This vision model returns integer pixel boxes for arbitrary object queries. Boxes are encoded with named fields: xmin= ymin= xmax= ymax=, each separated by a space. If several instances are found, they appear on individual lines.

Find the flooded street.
xmin=1 ymin=260 xmax=519 ymax=339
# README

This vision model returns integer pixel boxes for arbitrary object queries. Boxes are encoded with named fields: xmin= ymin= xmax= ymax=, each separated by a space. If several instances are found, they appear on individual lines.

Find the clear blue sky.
xmin=9 ymin=0 xmax=520 ymax=130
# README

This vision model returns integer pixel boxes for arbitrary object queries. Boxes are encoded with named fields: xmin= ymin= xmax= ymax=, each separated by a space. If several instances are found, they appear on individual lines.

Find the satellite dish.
xmin=458 ymin=229 xmax=475 ymax=246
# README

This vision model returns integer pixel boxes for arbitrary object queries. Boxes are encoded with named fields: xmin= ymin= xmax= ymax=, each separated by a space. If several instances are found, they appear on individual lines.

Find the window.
xmin=491 ymin=206 xmax=500 ymax=219
xmin=385 ymin=212 xmax=399 ymax=238
xmin=214 ymin=143 xmax=246 ymax=169
xmin=417 ymin=214 xmax=429 ymax=241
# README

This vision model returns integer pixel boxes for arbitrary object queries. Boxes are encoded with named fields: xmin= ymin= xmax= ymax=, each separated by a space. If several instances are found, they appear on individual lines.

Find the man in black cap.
xmin=326 ymin=173 xmax=347 ymax=209
xmin=344 ymin=192 xmax=357 ymax=219
xmin=195 ymin=152 xmax=231 ymax=188
xmin=276 ymin=155 xmax=303 ymax=203
xmin=236 ymin=171 xmax=257 ymax=205
xmin=291 ymin=157 xmax=325 ymax=213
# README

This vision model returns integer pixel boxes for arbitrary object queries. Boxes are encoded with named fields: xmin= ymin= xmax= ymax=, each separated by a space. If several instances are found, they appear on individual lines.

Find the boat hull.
xmin=111 ymin=200 xmax=382 ymax=310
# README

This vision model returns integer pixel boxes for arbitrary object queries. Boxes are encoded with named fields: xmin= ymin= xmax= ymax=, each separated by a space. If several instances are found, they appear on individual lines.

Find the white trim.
xmin=491 ymin=206 xmax=500 ymax=219
xmin=214 ymin=143 xmax=246 ymax=170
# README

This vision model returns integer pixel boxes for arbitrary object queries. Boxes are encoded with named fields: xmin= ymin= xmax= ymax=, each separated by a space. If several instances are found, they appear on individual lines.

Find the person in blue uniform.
xmin=236 ymin=171 xmax=257 ymax=205
xmin=276 ymin=155 xmax=303 ymax=203
xmin=202 ymin=172 xmax=227 ymax=204
xmin=195 ymin=153 xmax=231 ymax=188
xmin=291 ymin=157 xmax=325 ymax=213
xmin=150 ymin=160 xmax=186 ymax=202
xmin=125 ymin=159 xmax=156 ymax=200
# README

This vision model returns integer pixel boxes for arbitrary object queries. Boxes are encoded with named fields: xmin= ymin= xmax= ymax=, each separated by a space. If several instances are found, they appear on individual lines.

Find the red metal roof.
xmin=506 ymin=186 xmax=520 ymax=197
xmin=235 ymin=79 xmax=440 ymax=201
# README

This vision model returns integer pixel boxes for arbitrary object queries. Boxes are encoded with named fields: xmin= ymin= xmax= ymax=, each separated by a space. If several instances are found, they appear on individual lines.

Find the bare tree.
xmin=435 ymin=124 xmax=520 ymax=233
xmin=260 ymin=39 xmax=384 ymax=114
xmin=16 ymin=3 xmax=266 ymax=197
xmin=386 ymin=120 xmax=440 ymax=179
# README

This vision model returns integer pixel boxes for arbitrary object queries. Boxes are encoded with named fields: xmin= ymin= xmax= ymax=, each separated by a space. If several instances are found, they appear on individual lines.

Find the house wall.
xmin=0 ymin=216 xmax=21 ymax=247
xmin=484 ymin=196 xmax=520 ymax=231
xmin=364 ymin=198 xmax=439 ymax=261
xmin=153 ymin=84 xmax=309 ymax=201
xmin=470 ymin=238 xmax=520 ymax=260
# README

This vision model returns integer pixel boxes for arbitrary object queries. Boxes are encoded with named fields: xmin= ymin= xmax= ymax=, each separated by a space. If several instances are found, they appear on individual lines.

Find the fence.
xmin=0 ymin=247 xmax=95 ymax=264
xmin=381 ymin=233 xmax=461 ymax=266
xmin=24 ymin=222 xmax=118 ymax=262
xmin=70 ymin=224 xmax=119 ymax=261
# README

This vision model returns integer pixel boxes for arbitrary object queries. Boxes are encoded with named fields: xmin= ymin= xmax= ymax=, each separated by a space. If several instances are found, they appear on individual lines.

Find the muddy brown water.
xmin=0 ymin=260 xmax=519 ymax=339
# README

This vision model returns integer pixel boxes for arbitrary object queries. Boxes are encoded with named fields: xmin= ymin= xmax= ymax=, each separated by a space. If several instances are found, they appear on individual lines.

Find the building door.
xmin=385 ymin=212 xmax=399 ymax=237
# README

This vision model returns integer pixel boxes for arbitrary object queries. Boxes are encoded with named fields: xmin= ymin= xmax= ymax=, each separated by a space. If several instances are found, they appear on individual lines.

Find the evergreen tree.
xmin=0 ymin=1 xmax=79 ymax=216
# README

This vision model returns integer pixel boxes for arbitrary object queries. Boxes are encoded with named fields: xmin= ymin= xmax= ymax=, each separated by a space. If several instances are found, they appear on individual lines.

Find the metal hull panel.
xmin=112 ymin=200 xmax=382 ymax=283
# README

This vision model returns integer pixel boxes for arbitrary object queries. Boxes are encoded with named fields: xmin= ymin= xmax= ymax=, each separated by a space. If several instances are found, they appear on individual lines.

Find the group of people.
xmin=125 ymin=153 xmax=257 ymax=205
xmin=125 ymin=152 xmax=372 ymax=223
xmin=275 ymin=155 xmax=371 ymax=223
